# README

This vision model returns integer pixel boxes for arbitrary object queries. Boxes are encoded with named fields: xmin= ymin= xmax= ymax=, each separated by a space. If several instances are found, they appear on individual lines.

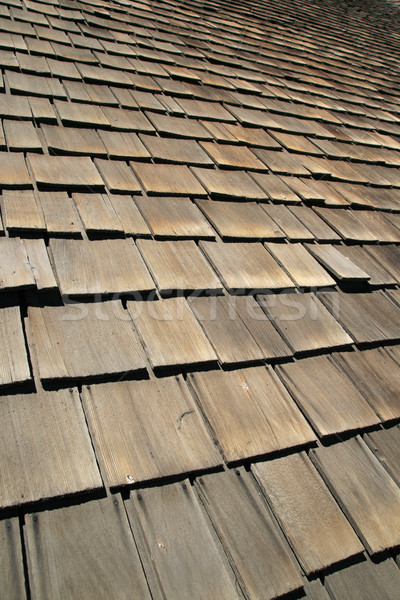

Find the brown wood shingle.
xmin=0 ymin=388 xmax=102 ymax=509
xmin=188 ymin=366 xmax=316 ymax=463
xmin=82 ymin=376 xmax=221 ymax=487
xmin=252 ymin=452 xmax=363 ymax=573
xmin=311 ymin=437 xmax=400 ymax=555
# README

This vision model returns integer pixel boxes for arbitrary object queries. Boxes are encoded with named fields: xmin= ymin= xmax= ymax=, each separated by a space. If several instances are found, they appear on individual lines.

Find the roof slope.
xmin=1 ymin=0 xmax=400 ymax=597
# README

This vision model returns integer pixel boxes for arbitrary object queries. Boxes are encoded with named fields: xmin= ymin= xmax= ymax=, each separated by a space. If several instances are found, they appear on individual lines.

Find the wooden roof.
xmin=1 ymin=0 xmax=400 ymax=597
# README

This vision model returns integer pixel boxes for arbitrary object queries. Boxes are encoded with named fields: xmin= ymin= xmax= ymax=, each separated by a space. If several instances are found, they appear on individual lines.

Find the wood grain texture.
xmin=38 ymin=191 xmax=82 ymax=235
xmin=319 ymin=290 xmax=400 ymax=344
xmin=325 ymin=558 xmax=400 ymax=600
xmin=262 ymin=204 xmax=315 ymax=240
xmin=49 ymin=238 xmax=155 ymax=296
xmin=333 ymin=348 xmax=400 ymax=421
xmin=200 ymin=142 xmax=267 ymax=170
xmin=72 ymin=193 xmax=123 ymax=234
xmin=188 ymin=295 xmax=265 ymax=365
xmin=289 ymin=206 xmax=340 ymax=242
xmin=188 ymin=366 xmax=315 ymax=463
xmin=0 ymin=152 xmax=32 ymax=187
xmin=132 ymin=162 xmax=207 ymax=196
xmin=266 ymin=243 xmax=336 ymax=288
xmin=23 ymin=239 xmax=57 ymax=291
xmin=108 ymin=194 xmax=151 ymax=236
xmin=0 ymin=237 xmax=35 ymax=291
xmin=95 ymin=159 xmax=142 ymax=194
xmin=128 ymin=298 xmax=217 ymax=371
xmin=125 ymin=481 xmax=242 ymax=600
xmin=1 ymin=190 xmax=45 ymax=232
xmin=191 ymin=167 xmax=266 ymax=199
xmin=140 ymin=134 xmax=213 ymax=165
xmin=0 ymin=305 xmax=31 ymax=387
xmin=29 ymin=155 xmax=104 ymax=189
xmin=0 ymin=518 xmax=26 ymax=600
xmin=364 ymin=245 xmax=400 ymax=283
xmin=336 ymin=246 xmax=397 ymax=287
xmin=137 ymin=239 xmax=222 ymax=294
xmin=82 ymin=376 xmax=221 ymax=487
xmin=137 ymin=196 xmax=215 ymax=239
xmin=258 ymin=292 xmax=353 ymax=354
xmin=29 ymin=301 xmax=146 ymax=382
xmin=314 ymin=208 xmax=377 ymax=242
xmin=278 ymin=354 xmax=380 ymax=437
xmin=364 ymin=426 xmax=400 ymax=485
xmin=25 ymin=497 xmax=151 ymax=600
xmin=252 ymin=452 xmax=363 ymax=573
xmin=311 ymin=437 xmax=400 ymax=554
xmin=306 ymin=244 xmax=370 ymax=281
xmin=196 ymin=199 xmax=285 ymax=240
xmin=195 ymin=468 xmax=303 ymax=599
xmin=0 ymin=388 xmax=102 ymax=508
xmin=199 ymin=241 xmax=293 ymax=292
xmin=251 ymin=173 xmax=301 ymax=202
xmin=99 ymin=130 xmax=150 ymax=159
xmin=42 ymin=124 xmax=106 ymax=156
xmin=232 ymin=296 xmax=292 ymax=360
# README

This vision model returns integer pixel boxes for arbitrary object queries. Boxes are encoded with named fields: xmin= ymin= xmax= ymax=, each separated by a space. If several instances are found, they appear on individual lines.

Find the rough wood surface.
xmin=49 ymin=238 xmax=155 ymax=296
xmin=319 ymin=290 xmax=400 ymax=344
xmin=325 ymin=558 xmax=400 ymax=600
xmin=42 ymin=124 xmax=106 ymax=156
xmin=278 ymin=355 xmax=380 ymax=437
xmin=262 ymin=204 xmax=315 ymax=240
xmin=1 ymin=189 xmax=46 ymax=232
xmin=72 ymin=193 xmax=124 ymax=233
xmin=195 ymin=468 xmax=303 ymax=599
xmin=0 ymin=237 xmax=35 ymax=291
xmin=128 ymin=297 xmax=218 ymax=371
xmin=0 ymin=518 xmax=26 ymax=600
xmin=125 ymin=481 xmax=242 ymax=600
xmin=0 ymin=152 xmax=32 ymax=187
xmin=137 ymin=196 xmax=214 ymax=239
xmin=132 ymin=162 xmax=207 ymax=196
xmin=266 ymin=242 xmax=336 ymax=288
xmin=141 ymin=134 xmax=213 ymax=165
xmin=0 ymin=305 xmax=31 ymax=387
xmin=82 ymin=376 xmax=221 ymax=487
xmin=196 ymin=199 xmax=285 ymax=240
xmin=306 ymin=244 xmax=370 ymax=282
xmin=25 ymin=497 xmax=151 ymax=600
xmin=108 ymin=194 xmax=151 ymax=236
xmin=188 ymin=366 xmax=315 ymax=463
xmin=314 ymin=208 xmax=377 ymax=242
xmin=333 ymin=348 xmax=400 ymax=421
xmin=251 ymin=173 xmax=301 ymax=202
xmin=29 ymin=155 xmax=104 ymax=189
xmin=191 ymin=167 xmax=267 ymax=199
xmin=364 ymin=426 xmax=400 ymax=485
xmin=0 ymin=388 xmax=102 ymax=508
xmin=311 ymin=437 xmax=400 ymax=555
xmin=289 ymin=206 xmax=340 ymax=241
xmin=23 ymin=239 xmax=57 ymax=291
xmin=29 ymin=301 xmax=146 ymax=382
xmin=336 ymin=245 xmax=397 ymax=286
xmin=189 ymin=295 xmax=265 ymax=365
xmin=199 ymin=241 xmax=293 ymax=292
xmin=232 ymin=296 xmax=292 ymax=360
xmin=252 ymin=452 xmax=363 ymax=573
xmin=137 ymin=239 xmax=222 ymax=294
xmin=258 ymin=292 xmax=353 ymax=354
xmin=95 ymin=159 xmax=142 ymax=194
xmin=38 ymin=191 xmax=82 ymax=235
